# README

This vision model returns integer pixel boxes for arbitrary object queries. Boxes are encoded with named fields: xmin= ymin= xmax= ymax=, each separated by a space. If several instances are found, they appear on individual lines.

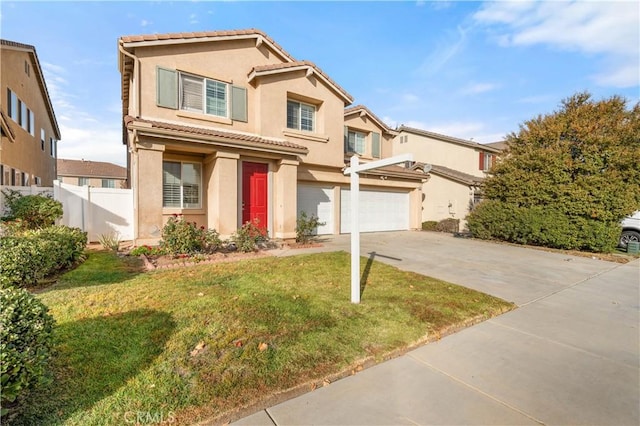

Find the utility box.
xmin=627 ymin=241 xmax=640 ymax=254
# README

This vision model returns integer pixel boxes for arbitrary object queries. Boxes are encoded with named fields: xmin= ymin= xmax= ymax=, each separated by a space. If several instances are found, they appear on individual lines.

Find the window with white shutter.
xmin=163 ymin=161 xmax=201 ymax=209
xmin=287 ymin=100 xmax=315 ymax=131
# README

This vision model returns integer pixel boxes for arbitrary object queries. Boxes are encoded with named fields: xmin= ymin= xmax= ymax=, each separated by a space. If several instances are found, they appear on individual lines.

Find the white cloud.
xmin=402 ymin=93 xmax=421 ymax=103
xmin=459 ymin=82 xmax=499 ymax=95
xmin=40 ymin=61 xmax=125 ymax=166
xmin=418 ymin=25 xmax=469 ymax=76
xmin=141 ymin=19 xmax=152 ymax=27
xmin=474 ymin=1 xmax=640 ymax=88
xmin=189 ymin=13 xmax=199 ymax=24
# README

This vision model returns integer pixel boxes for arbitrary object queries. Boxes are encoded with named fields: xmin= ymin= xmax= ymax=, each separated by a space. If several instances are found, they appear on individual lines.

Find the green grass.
xmin=15 ymin=251 xmax=514 ymax=425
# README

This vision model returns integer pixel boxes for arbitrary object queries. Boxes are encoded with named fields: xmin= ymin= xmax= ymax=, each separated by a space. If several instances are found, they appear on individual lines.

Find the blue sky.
xmin=2 ymin=1 xmax=638 ymax=166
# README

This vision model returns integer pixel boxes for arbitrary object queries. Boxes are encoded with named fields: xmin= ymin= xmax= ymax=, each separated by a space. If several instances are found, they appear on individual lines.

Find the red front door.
xmin=242 ymin=162 xmax=268 ymax=229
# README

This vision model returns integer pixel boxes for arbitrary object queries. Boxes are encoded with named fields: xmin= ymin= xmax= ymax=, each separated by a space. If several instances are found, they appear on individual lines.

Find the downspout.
xmin=118 ymin=42 xmax=141 ymax=117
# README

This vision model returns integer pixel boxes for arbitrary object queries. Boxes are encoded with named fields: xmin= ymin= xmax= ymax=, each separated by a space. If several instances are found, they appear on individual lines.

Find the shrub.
xmin=232 ymin=219 xmax=268 ymax=252
xmin=295 ymin=211 xmax=326 ymax=244
xmin=98 ymin=232 xmax=120 ymax=252
xmin=0 ymin=226 xmax=87 ymax=288
xmin=0 ymin=287 xmax=55 ymax=417
xmin=160 ymin=215 xmax=222 ymax=255
xmin=160 ymin=215 xmax=204 ymax=255
xmin=421 ymin=221 xmax=438 ymax=231
xmin=467 ymin=200 xmax=620 ymax=252
xmin=130 ymin=245 xmax=165 ymax=257
xmin=435 ymin=218 xmax=460 ymax=233
xmin=1 ymin=190 xmax=62 ymax=230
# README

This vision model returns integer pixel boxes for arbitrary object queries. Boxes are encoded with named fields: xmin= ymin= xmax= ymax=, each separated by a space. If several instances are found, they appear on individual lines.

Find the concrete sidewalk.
xmin=233 ymin=232 xmax=639 ymax=425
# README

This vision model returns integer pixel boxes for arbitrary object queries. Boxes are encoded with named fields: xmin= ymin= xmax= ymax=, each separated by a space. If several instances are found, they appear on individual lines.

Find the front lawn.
xmin=16 ymin=251 xmax=513 ymax=425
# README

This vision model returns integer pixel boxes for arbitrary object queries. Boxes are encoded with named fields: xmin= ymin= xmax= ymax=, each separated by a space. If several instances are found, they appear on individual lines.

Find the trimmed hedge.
xmin=467 ymin=200 xmax=620 ymax=252
xmin=0 ymin=226 xmax=87 ymax=288
xmin=1 ymin=191 xmax=62 ymax=230
xmin=0 ymin=286 xmax=55 ymax=416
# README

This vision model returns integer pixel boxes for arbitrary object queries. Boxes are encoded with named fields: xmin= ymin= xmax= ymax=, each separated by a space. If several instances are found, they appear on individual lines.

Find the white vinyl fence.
xmin=1 ymin=181 xmax=133 ymax=242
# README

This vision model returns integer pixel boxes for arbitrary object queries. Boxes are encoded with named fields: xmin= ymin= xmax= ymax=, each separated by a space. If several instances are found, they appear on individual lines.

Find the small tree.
xmin=468 ymin=92 xmax=640 ymax=252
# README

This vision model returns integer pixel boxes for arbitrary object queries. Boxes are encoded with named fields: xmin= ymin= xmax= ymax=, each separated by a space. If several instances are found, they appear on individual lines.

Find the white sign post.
xmin=343 ymin=153 xmax=414 ymax=303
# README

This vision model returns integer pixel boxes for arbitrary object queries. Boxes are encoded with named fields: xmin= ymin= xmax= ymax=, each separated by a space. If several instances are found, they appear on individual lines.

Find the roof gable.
xmin=398 ymin=125 xmax=501 ymax=153
xmin=1 ymin=39 xmax=61 ymax=139
xmin=248 ymin=61 xmax=353 ymax=105
xmin=344 ymin=105 xmax=393 ymax=134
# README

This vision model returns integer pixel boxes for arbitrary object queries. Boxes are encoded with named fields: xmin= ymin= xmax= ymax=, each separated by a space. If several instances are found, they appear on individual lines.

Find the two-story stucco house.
xmin=1 ymin=39 xmax=60 ymax=187
xmin=392 ymin=126 xmax=502 ymax=229
xmin=118 ymin=29 xmax=425 ymax=244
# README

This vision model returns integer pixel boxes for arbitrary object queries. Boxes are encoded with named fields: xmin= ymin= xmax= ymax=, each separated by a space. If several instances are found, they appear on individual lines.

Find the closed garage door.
xmin=297 ymin=184 xmax=334 ymax=235
xmin=341 ymin=188 xmax=409 ymax=233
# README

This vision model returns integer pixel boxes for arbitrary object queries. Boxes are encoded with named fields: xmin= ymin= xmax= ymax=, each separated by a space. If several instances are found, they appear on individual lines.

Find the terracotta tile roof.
xmin=344 ymin=104 xmax=392 ymax=133
xmin=343 ymin=158 xmax=427 ymax=181
xmin=1 ymin=39 xmax=61 ymax=139
xmin=249 ymin=61 xmax=353 ymax=104
xmin=124 ymin=116 xmax=308 ymax=154
xmin=57 ymin=159 xmax=127 ymax=179
xmin=430 ymin=164 xmax=484 ymax=186
xmin=119 ymin=28 xmax=296 ymax=62
xmin=398 ymin=125 xmax=502 ymax=153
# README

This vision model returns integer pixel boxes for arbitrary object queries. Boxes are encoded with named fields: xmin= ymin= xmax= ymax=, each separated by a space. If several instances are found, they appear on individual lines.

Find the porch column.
xmin=410 ymin=186 xmax=423 ymax=230
xmin=273 ymin=158 xmax=299 ymax=240
xmin=208 ymin=151 xmax=239 ymax=237
xmin=135 ymin=143 xmax=164 ymax=243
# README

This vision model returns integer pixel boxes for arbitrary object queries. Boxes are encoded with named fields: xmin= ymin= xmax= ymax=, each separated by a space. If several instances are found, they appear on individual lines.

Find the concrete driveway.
xmin=233 ymin=231 xmax=639 ymax=425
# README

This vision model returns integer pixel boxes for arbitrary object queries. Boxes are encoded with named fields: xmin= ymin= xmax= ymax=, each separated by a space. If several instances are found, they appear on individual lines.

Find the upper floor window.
xmin=345 ymin=130 xmax=366 ymax=155
xmin=41 ymin=129 xmax=45 ymax=151
xmin=479 ymin=152 xmax=495 ymax=171
xmin=7 ymin=89 xmax=18 ymax=121
xmin=163 ymin=161 xmax=201 ymax=209
xmin=287 ymin=100 xmax=315 ymax=132
xmin=28 ymin=110 xmax=34 ymax=136
xmin=180 ymin=73 xmax=227 ymax=118
xmin=156 ymin=67 xmax=247 ymax=122
xmin=21 ymin=102 xmax=28 ymax=131
xmin=50 ymin=138 xmax=56 ymax=158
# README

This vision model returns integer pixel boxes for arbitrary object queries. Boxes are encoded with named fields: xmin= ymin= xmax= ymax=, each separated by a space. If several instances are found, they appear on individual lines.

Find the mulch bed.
xmin=140 ymin=250 xmax=272 ymax=271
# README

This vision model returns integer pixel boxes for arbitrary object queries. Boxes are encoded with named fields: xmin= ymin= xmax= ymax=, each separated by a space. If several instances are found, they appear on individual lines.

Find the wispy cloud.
xmin=459 ymin=82 xmax=499 ymax=95
xmin=418 ymin=25 xmax=469 ymax=76
xmin=474 ymin=1 xmax=640 ymax=88
xmin=141 ymin=19 xmax=152 ymax=27
xmin=189 ymin=13 xmax=199 ymax=24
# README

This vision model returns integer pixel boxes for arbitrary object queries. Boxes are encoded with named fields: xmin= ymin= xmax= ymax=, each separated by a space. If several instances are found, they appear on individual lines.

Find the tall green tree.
xmin=467 ymin=92 xmax=640 ymax=252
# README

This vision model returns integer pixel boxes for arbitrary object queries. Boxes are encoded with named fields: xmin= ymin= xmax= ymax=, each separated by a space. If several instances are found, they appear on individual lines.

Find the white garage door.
xmin=297 ymin=185 xmax=334 ymax=235
xmin=341 ymin=188 xmax=409 ymax=233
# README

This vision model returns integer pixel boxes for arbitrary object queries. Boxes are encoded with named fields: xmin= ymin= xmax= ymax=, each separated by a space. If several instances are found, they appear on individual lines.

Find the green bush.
xmin=435 ymin=218 xmax=460 ymax=233
xmin=467 ymin=200 xmax=619 ymax=252
xmin=421 ymin=221 xmax=438 ymax=231
xmin=232 ymin=219 xmax=268 ymax=252
xmin=0 ymin=287 xmax=55 ymax=417
xmin=296 ymin=211 xmax=326 ymax=244
xmin=130 ymin=245 xmax=165 ymax=256
xmin=1 ymin=190 xmax=62 ymax=230
xmin=0 ymin=226 xmax=87 ymax=288
xmin=160 ymin=215 xmax=222 ymax=255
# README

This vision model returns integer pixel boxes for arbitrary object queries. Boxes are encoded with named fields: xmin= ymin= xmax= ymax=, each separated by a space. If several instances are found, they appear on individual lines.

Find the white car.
xmin=620 ymin=211 xmax=640 ymax=249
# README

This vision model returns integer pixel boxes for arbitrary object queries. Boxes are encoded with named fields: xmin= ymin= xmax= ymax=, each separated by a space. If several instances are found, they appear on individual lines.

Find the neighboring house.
xmin=57 ymin=158 xmax=127 ymax=188
xmin=118 ymin=29 xmax=425 ymax=244
xmin=0 ymin=39 xmax=60 ymax=187
xmin=392 ymin=126 xmax=503 ymax=229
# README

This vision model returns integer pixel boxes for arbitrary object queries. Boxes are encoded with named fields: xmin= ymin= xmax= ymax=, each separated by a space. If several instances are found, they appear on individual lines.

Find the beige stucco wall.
xmin=422 ymin=174 xmax=474 ymax=230
xmin=1 ymin=47 xmax=57 ymax=186
xmin=393 ymin=132 xmax=486 ymax=178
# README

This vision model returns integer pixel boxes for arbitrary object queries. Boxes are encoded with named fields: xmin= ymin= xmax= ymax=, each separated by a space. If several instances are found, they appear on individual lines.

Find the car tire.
xmin=619 ymin=230 xmax=640 ymax=249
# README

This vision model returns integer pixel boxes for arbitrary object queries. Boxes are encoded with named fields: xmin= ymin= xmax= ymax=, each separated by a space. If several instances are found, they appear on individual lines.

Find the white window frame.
xmin=28 ymin=109 xmax=34 ymax=136
xmin=78 ymin=177 xmax=89 ymax=186
xmin=163 ymin=161 xmax=202 ymax=209
xmin=50 ymin=137 xmax=56 ymax=158
xmin=8 ymin=89 xmax=18 ymax=121
xmin=178 ymin=72 xmax=229 ymax=118
xmin=287 ymin=100 xmax=315 ymax=132
xmin=41 ymin=128 xmax=45 ymax=150
xmin=347 ymin=130 xmax=366 ymax=155
xmin=102 ymin=179 xmax=115 ymax=188
xmin=20 ymin=101 xmax=28 ymax=130
xmin=482 ymin=153 xmax=494 ymax=171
